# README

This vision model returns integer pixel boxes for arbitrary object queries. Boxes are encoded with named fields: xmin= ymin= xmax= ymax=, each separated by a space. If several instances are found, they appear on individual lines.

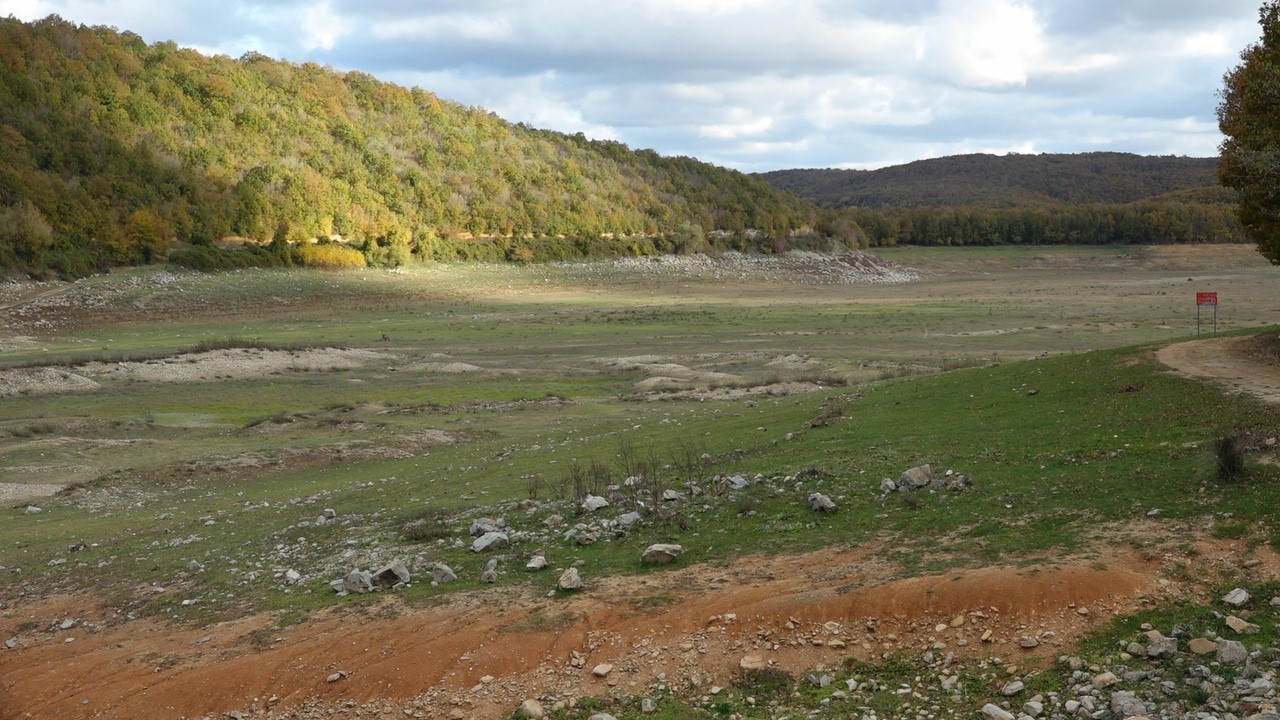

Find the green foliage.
xmin=297 ymin=243 xmax=366 ymax=269
xmin=1218 ymin=2 xmax=1280 ymax=263
xmin=0 ymin=16 xmax=815 ymax=278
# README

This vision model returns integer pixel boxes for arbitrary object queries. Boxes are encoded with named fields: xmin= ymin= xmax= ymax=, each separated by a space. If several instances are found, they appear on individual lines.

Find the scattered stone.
xmin=641 ymin=698 xmax=656 ymax=713
xmin=326 ymin=671 xmax=347 ymax=683
xmin=980 ymin=703 xmax=1015 ymax=720
xmin=898 ymin=464 xmax=934 ymax=490
xmin=808 ymin=492 xmax=838 ymax=512
xmin=372 ymin=560 xmax=410 ymax=588
xmin=322 ymin=508 xmax=336 ymax=519
xmin=592 ymin=663 xmax=614 ymax=677
xmin=1001 ymin=680 xmax=1025 ymax=696
xmin=1019 ymin=637 xmax=1039 ymax=649
xmin=558 ymin=567 xmax=583 ymax=591
xmin=526 ymin=555 xmax=548 ymax=571
xmin=726 ymin=474 xmax=750 ymax=490
xmin=542 ymin=514 xmax=564 ymax=528
xmin=1146 ymin=634 xmax=1178 ymax=658
xmin=340 ymin=570 xmax=374 ymax=594
xmin=1110 ymin=690 xmax=1148 ymax=718
xmin=661 ymin=489 xmax=685 ymax=501
xmin=284 ymin=569 xmax=302 ymax=584
xmin=481 ymin=558 xmax=499 ymax=584
xmin=1093 ymin=671 xmax=1118 ymax=689
xmin=640 ymin=544 xmax=683 ymax=565
xmin=25 ymin=506 xmax=41 ymax=515
xmin=616 ymin=511 xmax=642 ymax=527
xmin=588 ymin=714 xmax=619 ymax=720
xmin=879 ymin=478 xmax=897 ymax=493
xmin=431 ymin=563 xmax=458 ymax=584
xmin=4 ymin=637 xmax=16 ymax=649
xmin=517 ymin=698 xmax=545 ymax=719
xmin=470 ymin=517 xmax=504 ymax=536
xmin=1216 ymin=639 xmax=1248 ymax=665
xmin=1188 ymin=637 xmax=1217 ymax=654
xmin=581 ymin=495 xmax=610 ymax=512
xmin=1222 ymin=587 xmax=1251 ymax=607
xmin=471 ymin=531 xmax=509 ymax=553
xmin=1226 ymin=615 xmax=1261 ymax=634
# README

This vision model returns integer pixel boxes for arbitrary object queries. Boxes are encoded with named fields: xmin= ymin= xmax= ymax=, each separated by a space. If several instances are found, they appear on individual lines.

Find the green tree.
xmin=1218 ymin=1 xmax=1280 ymax=263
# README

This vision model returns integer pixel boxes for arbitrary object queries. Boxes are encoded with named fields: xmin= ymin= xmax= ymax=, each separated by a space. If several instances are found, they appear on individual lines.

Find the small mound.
xmin=0 ymin=367 xmax=100 ymax=398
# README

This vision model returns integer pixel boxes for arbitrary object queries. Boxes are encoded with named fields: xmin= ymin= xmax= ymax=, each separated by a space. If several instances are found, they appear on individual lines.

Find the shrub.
xmin=296 ymin=243 xmax=366 ymax=269
xmin=1212 ymin=434 xmax=1245 ymax=482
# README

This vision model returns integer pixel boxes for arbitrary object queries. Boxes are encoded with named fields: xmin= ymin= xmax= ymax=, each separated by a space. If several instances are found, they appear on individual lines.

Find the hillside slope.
xmin=0 ymin=16 xmax=814 ymax=276
xmin=759 ymin=153 xmax=1221 ymax=209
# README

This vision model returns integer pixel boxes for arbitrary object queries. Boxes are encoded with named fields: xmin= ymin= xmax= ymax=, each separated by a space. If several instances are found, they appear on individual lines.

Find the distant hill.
xmin=0 ymin=16 xmax=814 ymax=277
xmin=758 ymin=153 xmax=1222 ymax=209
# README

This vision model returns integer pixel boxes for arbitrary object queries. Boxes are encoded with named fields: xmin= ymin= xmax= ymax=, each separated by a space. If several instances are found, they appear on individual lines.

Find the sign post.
xmin=1196 ymin=292 xmax=1218 ymax=337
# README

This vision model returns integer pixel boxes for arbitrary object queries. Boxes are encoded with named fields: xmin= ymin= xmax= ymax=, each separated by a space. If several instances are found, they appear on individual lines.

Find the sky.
xmin=0 ymin=0 xmax=1267 ymax=172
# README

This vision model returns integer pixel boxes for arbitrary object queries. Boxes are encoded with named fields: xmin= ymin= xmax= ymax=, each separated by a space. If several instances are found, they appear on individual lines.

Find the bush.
xmin=297 ymin=243 xmax=366 ymax=269
xmin=1212 ymin=435 xmax=1245 ymax=482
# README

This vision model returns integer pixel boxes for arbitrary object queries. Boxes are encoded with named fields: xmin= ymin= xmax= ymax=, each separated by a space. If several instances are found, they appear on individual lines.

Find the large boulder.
xmin=341 ymin=569 xmax=374 ymax=594
xmin=372 ymin=560 xmax=411 ymax=588
xmin=898 ymin=464 xmax=934 ymax=490
xmin=470 ymin=517 xmax=503 ymax=537
xmin=558 ymin=567 xmax=583 ymax=591
xmin=472 ymin=531 xmax=509 ymax=553
xmin=581 ymin=495 xmax=610 ymax=512
xmin=808 ymin=492 xmax=837 ymax=512
xmin=640 ymin=544 xmax=683 ymax=565
xmin=431 ymin=563 xmax=458 ymax=584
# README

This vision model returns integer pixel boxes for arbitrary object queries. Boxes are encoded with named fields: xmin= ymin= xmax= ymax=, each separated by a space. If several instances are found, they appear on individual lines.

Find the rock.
xmin=1146 ymin=635 xmax=1178 ymax=658
xmin=1023 ymin=700 xmax=1043 ymax=717
xmin=581 ymin=495 xmax=610 ymax=512
xmin=481 ymin=558 xmax=498 ymax=584
xmin=372 ymin=560 xmax=410 ymax=587
xmin=980 ymin=703 xmax=1015 ymax=720
xmin=542 ymin=514 xmax=564 ymax=528
xmin=727 ymin=474 xmax=750 ymax=490
xmin=470 ymin=518 xmax=503 ymax=536
xmin=322 ymin=508 xmax=336 ymax=519
xmin=808 ymin=492 xmax=838 ymax=512
xmin=24 ymin=505 xmax=41 ymax=514
xmin=1092 ymin=671 xmax=1118 ymax=689
xmin=558 ymin=567 xmax=583 ymax=591
xmin=187 ymin=560 xmax=204 ymax=571
xmin=526 ymin=555 xmax=548 ymax=571
xmin=471 ymin=531 xmax=509 ymax=553
xmin=1216 ymin=639 xmax=1248 ymax=665
xmin=284 ymin=569 xmax=302 ymax=584
xmin=739 ymin=654 xmax=767 ymax=671
xmin=1110 ymin=691 xmax=1148 ymax=718
xmin=641 ymin=698 xmax=656 ymax=713
xmin=592 ymin=663 xmax=613 ymax=677
xmin=4 ymin=637 xmax=16 ymax=649
xmin=1001 ymin=680 xmax=1025 ymax=696
xmin=517 ymin=698 xmax=545 ymax=719
xmin=617 ymin=511 xmax=642 ymax=527
xmin=1188 ymin=637 xmax=1217 ymax=654
xmin=640 ymin=544 xmax=683 ymax=565
xmin=1019 ymin=637 xmax=1039 ymax=649
xmin=341 ymin=570 xmax=374 ymax=594
xmin=1226 ymin=615 xmax=1261 ymax=634
xmin=432 ymin=563 xmax=458 ymax=584
xmin=898 ymin=464 xmax=934 ymax=490
xmin=661 ymin=489 xmax=685 ymax=501
xmin=326 ymin=671 xmax=347 ymax=683
xmin=588 ymin=715 xmax=619 ymax=720
xmin=1222 ymin=587 xmax=1251 ymax=607
xmin=879 ymin=478 xmax=897 ymax=493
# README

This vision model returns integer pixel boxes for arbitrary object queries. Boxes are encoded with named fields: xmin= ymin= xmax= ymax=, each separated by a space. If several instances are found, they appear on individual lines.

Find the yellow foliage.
xmin=297 ymin=243 xmax=366 ymax=269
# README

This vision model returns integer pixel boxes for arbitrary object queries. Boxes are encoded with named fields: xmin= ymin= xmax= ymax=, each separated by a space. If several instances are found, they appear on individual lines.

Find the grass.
xmin=2 ymin=249 xmax=1280 ymax=624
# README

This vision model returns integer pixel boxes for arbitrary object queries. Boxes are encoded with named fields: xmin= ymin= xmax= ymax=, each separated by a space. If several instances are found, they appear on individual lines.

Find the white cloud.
xmin=921 ymin=0 xmax=1045 ymax=88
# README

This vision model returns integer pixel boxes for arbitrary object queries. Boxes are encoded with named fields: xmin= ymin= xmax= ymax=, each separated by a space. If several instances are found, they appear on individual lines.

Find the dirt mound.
xmin=3 ymin=535 xmax=1253 ymax=720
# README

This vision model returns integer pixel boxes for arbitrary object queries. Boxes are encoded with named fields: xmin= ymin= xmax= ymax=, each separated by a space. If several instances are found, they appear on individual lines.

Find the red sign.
xmin=1196 ymin=292 xmax=1218 ymax=307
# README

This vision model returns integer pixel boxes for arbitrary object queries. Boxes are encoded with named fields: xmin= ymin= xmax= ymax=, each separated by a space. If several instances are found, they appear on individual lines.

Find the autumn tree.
xmin=1218 ymin=2 xmax=1280 ymax=263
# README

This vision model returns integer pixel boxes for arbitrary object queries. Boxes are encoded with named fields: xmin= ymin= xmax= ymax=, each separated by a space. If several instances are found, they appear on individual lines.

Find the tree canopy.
xmin=1218 ymin=1 xmax=1280 ymax=264
xmin=0 ymin=15 xmax=815 ymax=277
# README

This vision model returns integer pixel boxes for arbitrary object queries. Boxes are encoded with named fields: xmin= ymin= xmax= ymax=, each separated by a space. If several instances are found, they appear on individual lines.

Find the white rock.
xmin=1222 ymin=587 xmax=1251 ymax=607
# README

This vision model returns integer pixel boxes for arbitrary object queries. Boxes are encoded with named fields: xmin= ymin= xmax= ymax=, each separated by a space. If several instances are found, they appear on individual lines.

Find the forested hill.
xmin=0 ymin=16 xmax=813 ymax=277
xmin=758 ymin=153 xmax=1222 ymax=209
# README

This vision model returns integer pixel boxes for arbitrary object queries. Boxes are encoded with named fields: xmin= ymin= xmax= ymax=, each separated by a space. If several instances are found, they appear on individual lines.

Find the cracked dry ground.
xmin=3 ymin=336 xmax=1279 ymax=720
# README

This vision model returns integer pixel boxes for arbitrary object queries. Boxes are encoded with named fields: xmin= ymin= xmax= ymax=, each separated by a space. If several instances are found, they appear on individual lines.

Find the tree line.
xmin=0 ymin=16 xmax=815 ymax=277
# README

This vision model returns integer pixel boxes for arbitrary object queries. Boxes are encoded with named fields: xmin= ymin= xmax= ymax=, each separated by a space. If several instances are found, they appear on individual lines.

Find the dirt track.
xmin=1157 ymin=335 xmax=1280 ymax=403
